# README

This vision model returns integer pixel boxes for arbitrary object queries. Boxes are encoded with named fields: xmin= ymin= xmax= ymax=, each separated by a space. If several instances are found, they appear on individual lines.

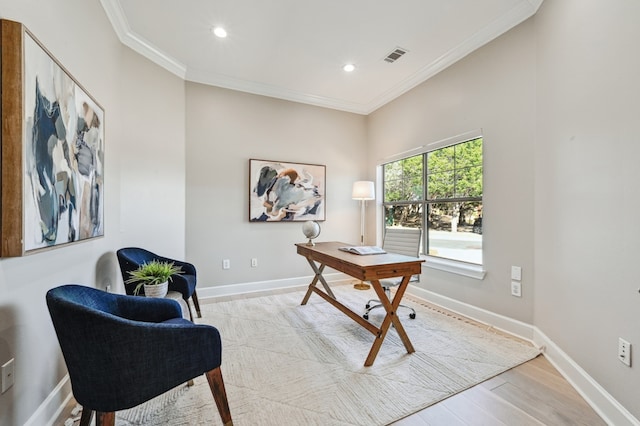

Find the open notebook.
xmin=338 ymin=246 xmax=386 ymax=255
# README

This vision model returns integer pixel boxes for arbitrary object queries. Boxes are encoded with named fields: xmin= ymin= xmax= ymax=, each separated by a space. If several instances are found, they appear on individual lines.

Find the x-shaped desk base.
xmin=297 ymin=242 xmax=423 ymax=366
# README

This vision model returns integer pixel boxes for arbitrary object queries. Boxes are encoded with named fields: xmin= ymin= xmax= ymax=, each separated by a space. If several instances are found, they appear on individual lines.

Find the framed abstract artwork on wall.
xmin=249 ymin=159 xmax=325 ymax=222
xmin=0 ymin=20 xmax=105 ymax=256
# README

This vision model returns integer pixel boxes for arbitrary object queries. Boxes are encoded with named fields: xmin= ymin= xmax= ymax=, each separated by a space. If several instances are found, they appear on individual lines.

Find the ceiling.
xmin=100 ymin=0 xmax=542 ymax=115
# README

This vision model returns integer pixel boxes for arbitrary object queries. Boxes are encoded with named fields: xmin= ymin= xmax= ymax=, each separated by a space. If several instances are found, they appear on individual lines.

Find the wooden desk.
xmin=296 ymin=241 xmax=424 ymax=366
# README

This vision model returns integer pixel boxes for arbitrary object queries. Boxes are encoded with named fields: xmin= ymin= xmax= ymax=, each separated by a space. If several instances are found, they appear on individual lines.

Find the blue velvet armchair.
xmin=46 ymin=284 xmax=232 ymax=426
xmin=117 ymin=247 xmax=201 ymax=320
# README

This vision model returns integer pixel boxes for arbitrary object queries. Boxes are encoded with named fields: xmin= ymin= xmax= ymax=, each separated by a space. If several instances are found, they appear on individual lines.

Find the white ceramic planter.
xmin=144 ymin=281 xmax=169 ymax=298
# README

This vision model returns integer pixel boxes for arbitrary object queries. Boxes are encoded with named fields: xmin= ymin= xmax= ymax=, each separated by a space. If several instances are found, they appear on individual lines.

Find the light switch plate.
xmin=511 ymin=266 xmax=522 ymax=281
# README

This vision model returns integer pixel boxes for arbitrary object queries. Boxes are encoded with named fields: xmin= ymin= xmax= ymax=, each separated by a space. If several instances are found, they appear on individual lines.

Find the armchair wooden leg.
xmin=95 ymin=411 xmax=115 ymax=426
xmin=79 ymin=407 xmax=93 ymax=426
xmin=206 ymin=367 xmax=233 ymax=426
xmin=187 ymin=303 xmax=194 ymax=321
xmin=191 ymin=290 xmax=202 ymax=318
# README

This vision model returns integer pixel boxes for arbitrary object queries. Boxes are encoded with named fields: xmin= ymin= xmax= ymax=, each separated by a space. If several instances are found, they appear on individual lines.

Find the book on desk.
xmin=338 ymin=246 xmax=386 ymax=255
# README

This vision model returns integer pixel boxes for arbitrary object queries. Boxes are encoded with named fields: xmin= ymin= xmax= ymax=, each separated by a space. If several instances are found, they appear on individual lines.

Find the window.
xmin=383 ymin=137 xmax=483 ymax=266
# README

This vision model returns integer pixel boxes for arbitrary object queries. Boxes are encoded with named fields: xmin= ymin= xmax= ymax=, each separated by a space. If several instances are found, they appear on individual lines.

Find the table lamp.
xmin=352 ymin=180 xmax=375 ymax=290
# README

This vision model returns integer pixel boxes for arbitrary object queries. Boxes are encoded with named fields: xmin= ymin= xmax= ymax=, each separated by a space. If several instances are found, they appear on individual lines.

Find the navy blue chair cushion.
xmin=46 ymin=284 xmax=221 ymax=412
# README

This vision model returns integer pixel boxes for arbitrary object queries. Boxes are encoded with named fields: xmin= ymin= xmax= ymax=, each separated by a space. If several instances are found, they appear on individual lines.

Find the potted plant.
xmin=125 ymin=260 xmax=183 ymax=298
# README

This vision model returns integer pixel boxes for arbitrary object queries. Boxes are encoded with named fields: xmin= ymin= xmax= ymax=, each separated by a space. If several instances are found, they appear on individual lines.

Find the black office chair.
xmin=117 ymin=247 xmax=201 ymax=320
xmin=363 ymin=227 xmax=422 ymax=320
xmin=46 ymin=284 xmax=232 ymax=426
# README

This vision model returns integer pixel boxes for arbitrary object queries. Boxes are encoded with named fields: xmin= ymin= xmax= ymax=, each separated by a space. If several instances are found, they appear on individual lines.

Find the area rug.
xmin=117 ymin=285 xmax=540 ymax=425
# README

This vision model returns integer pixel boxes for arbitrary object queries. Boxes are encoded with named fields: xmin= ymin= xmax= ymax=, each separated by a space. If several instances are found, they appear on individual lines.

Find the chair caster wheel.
xmin=409 ymin=313 xmax=416 ymax=319
xmin=363 ymin=314 xmax=369 ymax=320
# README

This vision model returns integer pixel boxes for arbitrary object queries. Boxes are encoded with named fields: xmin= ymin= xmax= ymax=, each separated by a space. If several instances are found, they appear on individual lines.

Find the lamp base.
xmin=353 ymin=280 xmax=370 ymax=290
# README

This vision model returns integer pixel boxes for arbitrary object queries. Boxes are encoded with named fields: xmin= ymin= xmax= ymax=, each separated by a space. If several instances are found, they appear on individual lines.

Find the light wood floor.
xmin=54 ymin=354 xmax=605 ymax=426
xmin=392 ymin=354 xmax=606 ymax=425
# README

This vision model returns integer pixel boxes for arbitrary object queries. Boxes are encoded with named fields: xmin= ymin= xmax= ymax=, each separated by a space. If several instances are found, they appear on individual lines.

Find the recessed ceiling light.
xmin=212 ymin=27 xmax=227 ymax=38
xmin=343 ymin=64 xmax=355 ymax=72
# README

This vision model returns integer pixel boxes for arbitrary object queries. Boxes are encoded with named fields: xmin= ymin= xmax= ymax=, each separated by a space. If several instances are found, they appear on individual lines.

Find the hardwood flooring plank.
xmin=500 ymin=363 xmax=604 ymax=419
xmin=411 ymin=403 xmax=468 ymax=425
xmin=492 ymin=381 xmax=606 ymax=425
xmin=480 ymin=374 xmax=507 ymax=390
xmin=391 ymin=412 xmax=429 ymax=425
xmin=437 ymin=390 xmax=510 ymax=426
xmin=514 ymin=357 xmax=581 ymax=397
xmin=529 ymin=354 xmax=561 ymax=374
xmin=462 ymin=383 xmax=546 ymax=426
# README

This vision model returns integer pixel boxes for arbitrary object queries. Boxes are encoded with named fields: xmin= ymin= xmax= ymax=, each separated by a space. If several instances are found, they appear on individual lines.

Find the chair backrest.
xmin=117 ymin=247 xmax=160 ymax=295
xmin=46 ymin=285 xmax=137 ymax=410
xmin=382 ymin=227 xmax=421 ymax=258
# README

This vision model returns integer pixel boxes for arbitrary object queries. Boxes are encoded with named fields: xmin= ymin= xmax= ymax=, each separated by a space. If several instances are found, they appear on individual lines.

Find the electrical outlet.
xmin=1 ymin=358 xmax=15 ymax=393
xmin=222 ymin=259 xmax=230 ymax=270
xmin=251 ymin=258 xmax=258 ymax=268
xmin=511 ymin=281 xmax=522 ymax=297
xmin=618 ymin=338 xmax=632 ymax=367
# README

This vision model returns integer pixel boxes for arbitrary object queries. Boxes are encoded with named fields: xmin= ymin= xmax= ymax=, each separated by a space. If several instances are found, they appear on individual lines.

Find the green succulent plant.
xmin=126 ymin=260 xmax=183 ymax=295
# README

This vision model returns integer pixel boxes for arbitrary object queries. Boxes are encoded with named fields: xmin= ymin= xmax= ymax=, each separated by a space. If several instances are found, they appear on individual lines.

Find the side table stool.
xmin=165 ymin=291 xmax=190 ymax=319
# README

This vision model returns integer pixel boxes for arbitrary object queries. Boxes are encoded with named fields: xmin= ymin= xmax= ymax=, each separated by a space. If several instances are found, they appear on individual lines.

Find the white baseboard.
xmin=408 ymin=286 xmax=537 ymax=342
xmin=409 ymin=286 xmax=639 ymax=426
xmin=533 ymin=329 xmax=640 ymax=426
xmin=195 ymin=272 xmax=354 ymax=301
xmin=39 ymin=276 xmax=638 ymax=426
xmin=25 ymin=375 xmax=72 ymax=426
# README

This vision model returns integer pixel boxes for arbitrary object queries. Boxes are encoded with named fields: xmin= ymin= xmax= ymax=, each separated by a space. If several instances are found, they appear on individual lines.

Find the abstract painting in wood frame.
xmin=249 ymin=159 xmax=325 ymax=222
xmin=0 ymin=20 xmax=105 ymax=256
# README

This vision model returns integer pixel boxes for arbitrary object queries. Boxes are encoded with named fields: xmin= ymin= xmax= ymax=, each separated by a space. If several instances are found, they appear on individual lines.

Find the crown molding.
xmin=100 ymin=0 xmax=542 ymax=115
xmin=185 ymin=68 xmax=370 ymax=115
xmin=99 ymin=0 xmax=186 ymax=78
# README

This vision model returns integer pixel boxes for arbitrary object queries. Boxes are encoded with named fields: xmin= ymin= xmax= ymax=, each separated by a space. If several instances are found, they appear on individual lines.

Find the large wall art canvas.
xmin=0 ymin=20 xmax=104 ymax=256
xmin=249 ymin=159 xmax=325 ymax=222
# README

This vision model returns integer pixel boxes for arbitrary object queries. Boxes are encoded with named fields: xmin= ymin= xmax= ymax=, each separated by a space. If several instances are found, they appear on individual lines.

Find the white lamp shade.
xmin=352 ymin=181 xmax=375 ymax=200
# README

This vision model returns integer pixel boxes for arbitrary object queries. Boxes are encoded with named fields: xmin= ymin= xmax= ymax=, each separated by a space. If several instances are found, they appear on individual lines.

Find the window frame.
xmin=379 ymin=130 xmax=486 ymax=280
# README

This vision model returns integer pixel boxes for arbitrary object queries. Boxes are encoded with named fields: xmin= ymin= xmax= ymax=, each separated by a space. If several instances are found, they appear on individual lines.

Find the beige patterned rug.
xmin=116 ymin=285 xmax=540 ymax=425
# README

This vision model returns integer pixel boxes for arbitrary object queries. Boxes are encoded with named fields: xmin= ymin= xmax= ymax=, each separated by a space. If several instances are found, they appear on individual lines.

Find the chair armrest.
xmin=156 ymin=255 xmax=196 ymax=276
xmin=123 ymin=322 xmax=222 ymax=401
xmin=168 ymin=273 xmax=197 ymax=300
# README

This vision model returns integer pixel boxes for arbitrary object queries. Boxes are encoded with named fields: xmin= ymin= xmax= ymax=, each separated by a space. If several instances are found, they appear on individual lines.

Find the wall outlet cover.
xmin=511 ymin=281 xmax=522 ymax=297
xmin=1 ymin=358 xmax=15 ymax=393
xmin=618 ymin=338 xmax=632 ymax=367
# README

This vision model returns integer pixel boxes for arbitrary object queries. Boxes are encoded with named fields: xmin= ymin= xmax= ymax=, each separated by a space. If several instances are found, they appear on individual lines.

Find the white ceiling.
xmin=100 ymin=0 xmax=542 ymax=115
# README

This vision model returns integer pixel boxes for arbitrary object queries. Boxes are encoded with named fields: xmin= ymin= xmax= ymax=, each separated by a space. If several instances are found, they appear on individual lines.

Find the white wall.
xmin=185 ymin=84 xmax=367 ymax=289
xmin=367 ymin=18 xmax=537 ymax=324
xmin=117 ymin=47 xmax=187 ymax=264
xmin=0 ymin=0 xmax=187 ymax=424
xmin=534 ymin=0 xmax=640 ymax=419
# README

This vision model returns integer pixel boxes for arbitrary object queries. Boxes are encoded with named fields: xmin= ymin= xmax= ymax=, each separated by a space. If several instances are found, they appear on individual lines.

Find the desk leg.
xmin=364 ymin=276 xmax=415 ymax=366
xmin=301 ymin=259 xmax=336 ymax=305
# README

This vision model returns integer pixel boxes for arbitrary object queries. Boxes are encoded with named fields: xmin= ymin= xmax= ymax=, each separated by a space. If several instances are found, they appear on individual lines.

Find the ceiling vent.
xmin=384 ymin=47 xmax=408 ymax=63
